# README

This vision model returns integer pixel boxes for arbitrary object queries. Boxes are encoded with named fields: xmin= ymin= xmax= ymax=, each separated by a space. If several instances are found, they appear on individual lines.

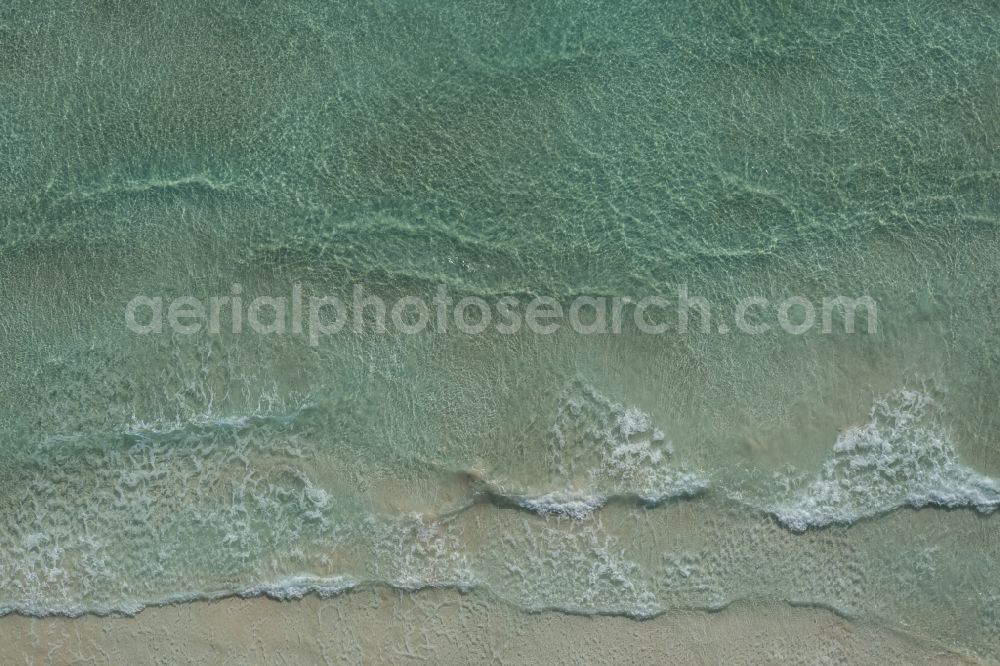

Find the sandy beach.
xmin=0 ymin=588 xmax=981 ymax=665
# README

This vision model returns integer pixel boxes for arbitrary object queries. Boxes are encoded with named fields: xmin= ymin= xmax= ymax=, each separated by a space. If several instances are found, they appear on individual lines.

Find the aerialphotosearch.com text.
xmin=125 ymin=284 xmax=877 ymax=345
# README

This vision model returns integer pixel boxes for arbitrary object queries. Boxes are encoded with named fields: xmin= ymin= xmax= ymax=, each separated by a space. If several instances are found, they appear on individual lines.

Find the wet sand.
xmin=0 ymin=588 xmax=980 ymax=665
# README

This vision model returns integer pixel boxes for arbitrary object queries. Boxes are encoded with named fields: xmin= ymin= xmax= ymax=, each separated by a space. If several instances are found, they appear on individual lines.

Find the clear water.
xmin=1 ymin=0 xmax=998 ymax=659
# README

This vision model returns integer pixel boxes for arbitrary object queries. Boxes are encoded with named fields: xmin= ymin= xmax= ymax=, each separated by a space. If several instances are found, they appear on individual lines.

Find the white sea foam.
xmin=497 ymin=518 xmax=663 ymax=618
xmin=370 ymin=514 xmax=478 ymax=592
xmin=0 ymin=576 xmax=359 ymax=618
xmin=122 ymin=400 xmax=312 ymax=440
xmin=514 ymin=492 xmax=608 ymax=519
xmin=490 ymin=382 xmax=708 ymax=518
xmin=769 ymin=389 xmax=1000 ymax=531
xmin=235 ymin=575 xmax=357 ymax=601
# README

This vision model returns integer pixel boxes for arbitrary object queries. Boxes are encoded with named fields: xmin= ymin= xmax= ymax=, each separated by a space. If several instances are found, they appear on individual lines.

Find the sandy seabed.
xmin=0 ymin=588 xmax=980 ymax=665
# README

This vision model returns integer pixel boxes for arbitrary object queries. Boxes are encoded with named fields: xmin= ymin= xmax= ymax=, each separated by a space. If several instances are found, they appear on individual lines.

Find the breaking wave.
xmin=768 ymin=389 xmax=1000 ymax=531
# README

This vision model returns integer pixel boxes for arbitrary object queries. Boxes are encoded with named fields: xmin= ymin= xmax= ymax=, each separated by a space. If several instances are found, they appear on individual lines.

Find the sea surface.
xmin=1 ymin=0 xmax=999 ymax=661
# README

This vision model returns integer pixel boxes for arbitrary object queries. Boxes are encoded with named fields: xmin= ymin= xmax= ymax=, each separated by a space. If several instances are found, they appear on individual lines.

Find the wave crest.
xmin=769 ymin=389 xmax=1000 ymax=531
xmin=485 ymin=382 xmax=709 ymax=518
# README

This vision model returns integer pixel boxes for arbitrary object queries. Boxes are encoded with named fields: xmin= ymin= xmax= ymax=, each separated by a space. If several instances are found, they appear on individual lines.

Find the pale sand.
xmin=0 ymin=588 xmax=982 ymax=665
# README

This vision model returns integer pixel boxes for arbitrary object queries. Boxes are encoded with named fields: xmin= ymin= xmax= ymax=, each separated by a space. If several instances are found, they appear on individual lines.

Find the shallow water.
xmin=1 ymin=0 xmax=999 ymax=660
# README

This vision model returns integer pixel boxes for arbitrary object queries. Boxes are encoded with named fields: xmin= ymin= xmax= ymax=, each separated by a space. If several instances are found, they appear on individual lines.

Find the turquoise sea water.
xmin=1 ymin=0 xmax=999 ymax=659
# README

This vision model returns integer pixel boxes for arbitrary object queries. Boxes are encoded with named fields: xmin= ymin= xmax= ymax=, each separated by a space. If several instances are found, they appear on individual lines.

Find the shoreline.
xmin=0 ymin=587 xmax=982 ymax=665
